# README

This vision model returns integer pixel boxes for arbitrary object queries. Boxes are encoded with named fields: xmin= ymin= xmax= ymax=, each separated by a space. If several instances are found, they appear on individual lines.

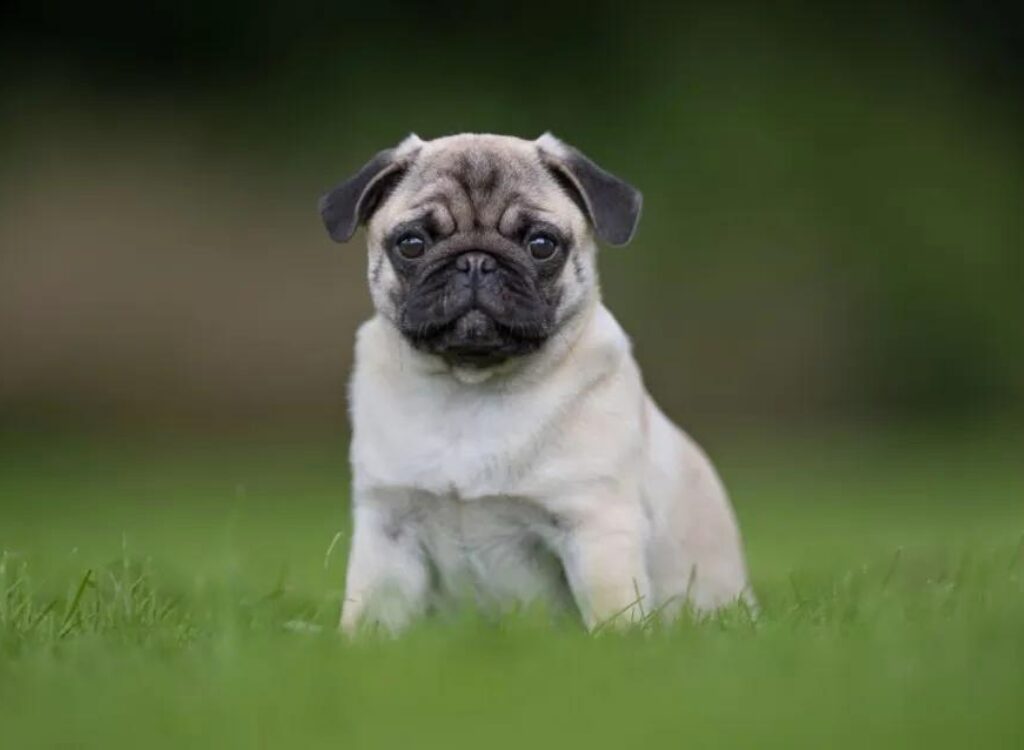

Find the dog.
xmin=320 ymin=133 xmax=751 ymax=633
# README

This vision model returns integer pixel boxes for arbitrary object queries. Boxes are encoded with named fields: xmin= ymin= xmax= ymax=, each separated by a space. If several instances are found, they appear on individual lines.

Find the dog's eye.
xmin=395 ymin=232 xmax=427 ymax=259
xmin=527 ymin=232 xmax=559 ymax=261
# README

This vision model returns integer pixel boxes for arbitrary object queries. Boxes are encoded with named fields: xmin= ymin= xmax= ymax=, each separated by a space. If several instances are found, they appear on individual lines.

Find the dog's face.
xmin=320 ymin=133 xmax=641 ymax=369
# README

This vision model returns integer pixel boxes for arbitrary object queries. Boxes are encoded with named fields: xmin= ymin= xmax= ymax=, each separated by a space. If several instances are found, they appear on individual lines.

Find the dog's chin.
xmin=405 ymin=309 xmax=548 ymax=370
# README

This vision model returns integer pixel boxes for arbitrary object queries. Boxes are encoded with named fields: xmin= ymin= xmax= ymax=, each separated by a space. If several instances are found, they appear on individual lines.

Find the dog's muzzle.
xmin=399 ymin=249 xmax=552 ymax=368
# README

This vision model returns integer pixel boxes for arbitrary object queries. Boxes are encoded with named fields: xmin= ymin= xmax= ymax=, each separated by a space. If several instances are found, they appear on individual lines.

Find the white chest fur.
xmin=351 ymin=378 xmax=576 ymax=611
xmin=349 ymin=307 xmax=633 ymax=502
xmin=344 ymin=307 xmax=638 ymax=619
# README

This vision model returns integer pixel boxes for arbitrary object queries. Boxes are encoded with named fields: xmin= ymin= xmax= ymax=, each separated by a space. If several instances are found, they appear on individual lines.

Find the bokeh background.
xmin=3 ymin=0 xmax=1021 ymax=438
xmin=2 ymin=4 xmax=1023 ymax=746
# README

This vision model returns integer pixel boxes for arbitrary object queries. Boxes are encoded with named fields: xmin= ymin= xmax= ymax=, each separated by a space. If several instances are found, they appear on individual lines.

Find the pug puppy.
xmin=320 ymin=133 xmax=751 ymax=634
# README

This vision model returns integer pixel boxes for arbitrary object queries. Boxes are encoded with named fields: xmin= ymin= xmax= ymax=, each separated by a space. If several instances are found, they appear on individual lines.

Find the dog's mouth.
xmin=397 ymin=254 xmax=556 ymax=368
xmin=403 ymin=308 xmax=549 ymax=368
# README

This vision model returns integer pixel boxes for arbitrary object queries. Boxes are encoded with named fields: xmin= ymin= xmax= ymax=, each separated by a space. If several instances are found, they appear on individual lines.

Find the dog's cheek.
xmin=550 ymin=250 xmax=595 ymax=324
xmin=368 ymin=251 xmax=404 ymax=322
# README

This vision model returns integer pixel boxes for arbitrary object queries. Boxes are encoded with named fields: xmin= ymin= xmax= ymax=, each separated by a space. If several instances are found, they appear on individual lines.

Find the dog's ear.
xmin=536 ymin=133 xmax=642 ymax=247
xmin=319 ymin=134 xmax=423 ymax=242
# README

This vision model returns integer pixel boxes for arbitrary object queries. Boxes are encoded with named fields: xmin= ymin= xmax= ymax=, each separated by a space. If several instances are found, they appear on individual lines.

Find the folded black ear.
xmin=536 ymin=133 xmax=642 ymax=246
xmin=319 ymin=135 xmax=422 ymax=242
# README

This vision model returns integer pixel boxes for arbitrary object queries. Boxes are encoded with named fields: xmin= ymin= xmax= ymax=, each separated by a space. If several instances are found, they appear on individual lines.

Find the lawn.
xmin=1 ymin=428 xmax=1022 ymax=748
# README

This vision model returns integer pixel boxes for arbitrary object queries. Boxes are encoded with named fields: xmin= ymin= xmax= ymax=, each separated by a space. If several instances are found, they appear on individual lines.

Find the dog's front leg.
xmin=340 ymin=498 xmax=430 ymax=636
xmin=555 ymin=496 xmax=652 ymax=631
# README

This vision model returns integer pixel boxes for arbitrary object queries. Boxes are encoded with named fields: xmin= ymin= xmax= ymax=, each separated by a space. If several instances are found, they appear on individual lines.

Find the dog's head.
xmin=319 ymin=133 xmax=641 ymax=369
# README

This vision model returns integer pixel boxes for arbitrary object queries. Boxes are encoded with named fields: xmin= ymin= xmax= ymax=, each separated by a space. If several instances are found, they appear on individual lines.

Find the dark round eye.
xmin=395 ymin=232 xmax=427 ymax=259
xmin=527 ymin=232 xmax=559 ymax=261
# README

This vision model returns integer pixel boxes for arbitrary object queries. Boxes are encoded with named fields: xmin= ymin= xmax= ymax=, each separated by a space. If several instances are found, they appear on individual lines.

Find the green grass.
xmin=1 ymin=429 xmax=1022 ymax=748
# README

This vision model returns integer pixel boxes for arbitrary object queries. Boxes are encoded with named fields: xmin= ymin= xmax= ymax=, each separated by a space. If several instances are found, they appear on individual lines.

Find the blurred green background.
xmin=1 ymin=3 xmax=1023 ymax=747
xmin=2 ymin=0 xmax=1022 ymax=434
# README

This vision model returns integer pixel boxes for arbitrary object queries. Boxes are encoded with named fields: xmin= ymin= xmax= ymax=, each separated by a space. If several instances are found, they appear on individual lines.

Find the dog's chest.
xmin=353 ymin=375 xmax=566 ymax=499
xmin=409 ymin=493 xmax=570 ymax=612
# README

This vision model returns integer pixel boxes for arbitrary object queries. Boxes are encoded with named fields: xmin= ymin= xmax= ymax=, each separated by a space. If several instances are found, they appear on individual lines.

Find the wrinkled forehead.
xmin=378 ymin=142 xmax=582 ymax=237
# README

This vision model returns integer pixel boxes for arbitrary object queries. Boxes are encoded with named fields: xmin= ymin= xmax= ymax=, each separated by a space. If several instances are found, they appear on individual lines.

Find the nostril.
xmin=455 ymin=252 xmax=497 ymax=275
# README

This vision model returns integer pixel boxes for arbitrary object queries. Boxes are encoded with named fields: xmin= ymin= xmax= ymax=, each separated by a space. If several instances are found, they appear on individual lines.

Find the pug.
xmin=320 ymin=133 xmax=751 ymax=634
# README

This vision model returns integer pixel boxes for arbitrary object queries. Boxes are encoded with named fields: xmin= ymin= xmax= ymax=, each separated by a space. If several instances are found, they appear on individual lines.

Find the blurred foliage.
xmin=1 ymin=0 xmax=1022 ymax=430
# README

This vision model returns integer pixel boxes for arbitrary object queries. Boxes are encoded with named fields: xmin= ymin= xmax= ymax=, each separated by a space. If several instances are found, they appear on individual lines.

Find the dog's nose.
xmin=455 ymin=252 xmax=497 ymax=277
